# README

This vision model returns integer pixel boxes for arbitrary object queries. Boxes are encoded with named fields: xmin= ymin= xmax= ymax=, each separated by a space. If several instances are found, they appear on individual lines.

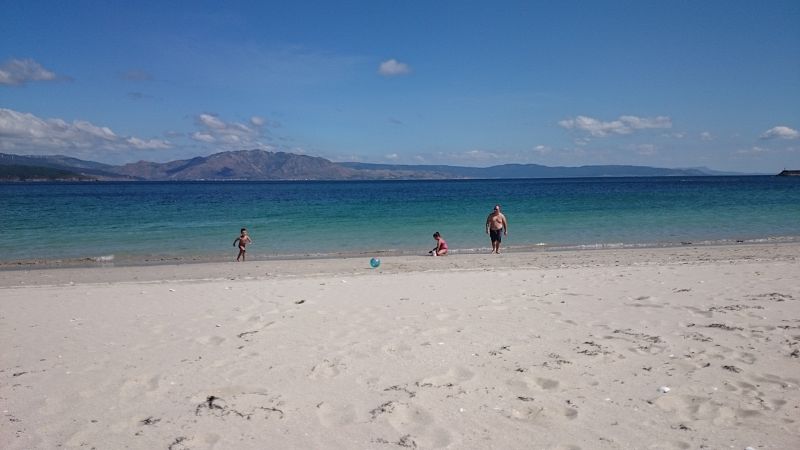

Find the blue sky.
xmin=1 ymin=1 xmax=798 ymax=172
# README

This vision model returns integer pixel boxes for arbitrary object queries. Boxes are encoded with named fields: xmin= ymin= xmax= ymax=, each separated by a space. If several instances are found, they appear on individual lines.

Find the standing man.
xmin=485 ymin=204 xmax=508 ymax=254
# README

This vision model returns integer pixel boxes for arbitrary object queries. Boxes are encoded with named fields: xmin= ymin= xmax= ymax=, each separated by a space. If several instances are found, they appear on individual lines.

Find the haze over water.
xmin=2 ymin=176 xmax=799 ymax=265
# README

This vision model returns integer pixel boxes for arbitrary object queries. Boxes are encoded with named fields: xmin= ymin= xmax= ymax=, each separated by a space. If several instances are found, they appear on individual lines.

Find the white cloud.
xmin=190 ymin=113 xmax=270 ymax=149
xmin=126 ymin=137 xmax=171 ymax=149
xmin=559 ymin=115 xmax=672 ymax=137
xmin=760 ymin=125 xmax=799 ymax=140
xmin=378 ymin=59 xmax=411 ymax=76
xmin=198 ymin=113 xmax=227 ymax=130
xmin=384 ymin=153 xmax=399 ymax=160
xmin=190 ymin=132 xmax=215 ymax=143
xmin=700 ymin=131 xmax=713 ymax=141
xmin=0 ymin=108 xmax=171 ymax=154
xmin=532 ymin=145 xmax=551 ymax=155
xmin=0 ymin=58 xmax=60 ymax=86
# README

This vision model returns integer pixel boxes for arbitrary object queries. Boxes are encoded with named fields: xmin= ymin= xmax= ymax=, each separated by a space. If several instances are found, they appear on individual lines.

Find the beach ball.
xmin=370 ymin=257 xmax=381 ymax=268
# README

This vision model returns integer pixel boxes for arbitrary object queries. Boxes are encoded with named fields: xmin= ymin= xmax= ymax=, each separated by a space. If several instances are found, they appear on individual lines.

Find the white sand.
xmin=2 ymin=244 xmax=799 ymax=449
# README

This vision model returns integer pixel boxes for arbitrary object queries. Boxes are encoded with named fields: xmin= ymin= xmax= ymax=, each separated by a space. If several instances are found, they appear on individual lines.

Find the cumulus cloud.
xmin=700 ymin=131 xmax=713 ymax=141
xmin=0 ymin=58 xmax=61 ymax=86
xmin=125 ymin=137 xmax=171 ymax=149
xmin=378 ymin=59 xmax=411 ymax=76
xmin=532 ymin=145 xmax=551 ymax=155
xmin=197 ymin=113 xmax=227 ymax=130
xmin=559 ymin=115 xmax=672 ymax=137
xmin=191 ymin=132 xmax=215 ymax=143
xmin=190 ymin=113 xmax=270 ymax=149
xmin=0 ymin=108 xmax=171 ymax=154
xmin=760 ymin=126 xmax=799 ymax=140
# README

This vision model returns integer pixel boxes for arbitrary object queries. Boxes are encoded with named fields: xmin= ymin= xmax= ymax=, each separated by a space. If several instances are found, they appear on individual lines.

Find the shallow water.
xmin=1 ymin=176 xmax=798 ymax=263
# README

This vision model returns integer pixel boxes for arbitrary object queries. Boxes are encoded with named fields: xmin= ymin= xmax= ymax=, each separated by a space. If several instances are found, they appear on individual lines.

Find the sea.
xmin=1 ymin=176 xmax=799 ymax=265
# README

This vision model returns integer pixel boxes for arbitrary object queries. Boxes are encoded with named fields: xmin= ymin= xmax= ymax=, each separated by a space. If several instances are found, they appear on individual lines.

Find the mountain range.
xmin=0 ymin=150 xmax=741 ymax=181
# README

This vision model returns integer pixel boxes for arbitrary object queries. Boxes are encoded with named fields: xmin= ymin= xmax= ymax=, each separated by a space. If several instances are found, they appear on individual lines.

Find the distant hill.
xmin=341 ymin=162 xmax=714 ymax=178
xmin=113 ymin=150 xmax=350 ymax=180
xmin=0 ymin=153 xmax=137 ymax=180
xmin=0 ymin=164 xmax=93 ymax=181
xmin=0 ymin=150 xmax=743 ymax=181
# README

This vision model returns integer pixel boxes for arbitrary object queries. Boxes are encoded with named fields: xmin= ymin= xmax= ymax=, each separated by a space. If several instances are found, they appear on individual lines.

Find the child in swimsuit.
xmin=233 ymin=228 xmax=252 ymax=262
xmin=430 ymin=232 xmax=448 ymax=256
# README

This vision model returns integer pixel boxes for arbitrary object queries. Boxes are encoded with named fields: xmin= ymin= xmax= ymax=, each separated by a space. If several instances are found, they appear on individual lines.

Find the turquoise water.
xmin=1 ymin=177 xmax=799 ymax=264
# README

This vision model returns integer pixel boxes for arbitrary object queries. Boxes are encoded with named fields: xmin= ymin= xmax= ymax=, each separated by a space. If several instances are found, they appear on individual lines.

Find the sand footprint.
xmin=119 ymin=374 xmax=162 ymax=400
xmin=194 ymin=335 xmax=226 ymax=346
xmin=654 ymin=394 xmax=736 ymax=426
xmin=385 ymin=402 xmax=452 ymax=448
xmin=309 ymin=358 xmax=346 ymax=379
xmin=419 ymin=366 xmax=474 ymax=386
xmin=684 ymin=306 xmax=713 ymax=318
xmin=562 ymin=406 xmax=578 ymax=420
xmin=533 ymin=377 xmax=560 ymax=391
xmin=381 ymin=341 xmax=414 ymax=358
xmin=735 ymin=351 xmax=757 ymax=365
xmin=316 ymin=401 xmax=356 ymax=428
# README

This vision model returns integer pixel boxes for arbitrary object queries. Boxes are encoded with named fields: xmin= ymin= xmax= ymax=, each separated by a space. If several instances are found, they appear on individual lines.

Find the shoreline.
xmin=1 ymin=241 xmax=798 ymax=288
xmin=2 ymin=235 xmax=798 ymax=274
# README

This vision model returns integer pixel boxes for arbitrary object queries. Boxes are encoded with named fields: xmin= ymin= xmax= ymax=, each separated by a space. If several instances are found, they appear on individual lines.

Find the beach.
xmin=2 ymin=243 xmax=799 ymax=449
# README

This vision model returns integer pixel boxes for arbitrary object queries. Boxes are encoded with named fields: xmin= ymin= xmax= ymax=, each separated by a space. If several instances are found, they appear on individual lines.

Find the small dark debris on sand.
xmin=613 ymin=328 xmax=663 ymax=343
xmin=196 ymin=395 xmax=284 ymax=420
xmin=197 ymin=395 xmax=224 ymax=415
xmin=397 ymin=434 xmax=418 ymax=448
xmin=682 ymin=331 xmax=712 ymax=342
xmin=384 ymin=385 xmax=416 ymax=398
xmin=752 ymin=292 xmax=794 ymax=302
xmin=237 ymin=330 xmax=260 ymax=339
xmin=575 ymin=341 xmax=609 ymax=356
xmin=12 ymin=371 xmax=27 ymax=377
xmin=140 ymin=416 xmax=161 ymax=426
xmin=168 ymin=436 xmax=189 ymax=450
xmin=294 ymin=299 xmax=305 ymax=304
xmin=517 ymin=396 xmax=535 ymax=402
xmin=706 ymin=323 xmax=743 ymax=331
xmin=722 ymin=365 xmax=742 ymax=373
xmin=373 ymin=435 xmax=418 ymax=449
xmin=489 ymin=345 xmax=511 ymax=356
xmin=370 ymin=401 xmax=397 ymax=420
xmin=708 ymin=304 xmax=764 ymax=312
xmin=790 ymin=349 xmax=799 ymax=358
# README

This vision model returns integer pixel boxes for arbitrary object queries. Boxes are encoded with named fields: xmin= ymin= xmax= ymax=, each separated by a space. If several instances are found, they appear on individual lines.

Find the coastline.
xmin=0 ymin=241 xmax=798 ymax=288
xmin=2 ymin=235 xmax=799 ymax=275
xmin=2 ymin=242 xmax=799 ymax=448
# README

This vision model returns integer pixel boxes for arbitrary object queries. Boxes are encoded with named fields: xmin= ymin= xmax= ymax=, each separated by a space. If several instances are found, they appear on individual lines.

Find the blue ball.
xmin=370 ymin=257 xmax=381 ymax=268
